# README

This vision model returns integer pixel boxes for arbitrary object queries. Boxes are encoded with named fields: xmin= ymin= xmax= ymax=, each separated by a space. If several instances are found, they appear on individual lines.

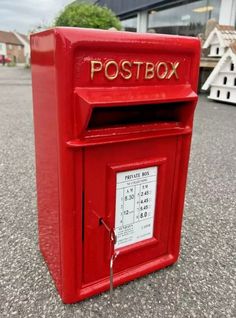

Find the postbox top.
xmin=30 ymin=27 xmax=200 ymax=58
xmin=31 ymin=27 xmax=200 ymax=146
xmin=31 ymin=27 xmax=200 ymax=51
xmin=31 ymin=27 xmax=200 ymax=91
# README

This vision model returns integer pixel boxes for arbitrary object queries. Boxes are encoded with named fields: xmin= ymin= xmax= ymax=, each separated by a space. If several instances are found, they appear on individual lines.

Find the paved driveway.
xmin=0 ymin=66 xmax=235 ymax=317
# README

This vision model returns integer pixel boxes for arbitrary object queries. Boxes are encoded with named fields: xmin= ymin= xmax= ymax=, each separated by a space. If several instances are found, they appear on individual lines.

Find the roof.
xmin=17 ymin=33 xmax=29 ymax=44
xmin=14 ymin=32 xmax=30 ymax=46
xmin=217 ymin=25 xmax=235 ymax=32
xmin=203 ymin=25 xmax=236 ymax=49
xmin=230 ymin=41 xmax=236 ymax=54
xmin=202 ymin=43 xmax=236 ymax=90
xmin=0 ymin=30 xmax=23 ymax=45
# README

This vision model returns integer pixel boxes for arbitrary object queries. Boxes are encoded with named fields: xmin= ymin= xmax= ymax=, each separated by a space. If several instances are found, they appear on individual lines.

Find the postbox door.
xmin=83 ymin=136 xmax=178 ymax=285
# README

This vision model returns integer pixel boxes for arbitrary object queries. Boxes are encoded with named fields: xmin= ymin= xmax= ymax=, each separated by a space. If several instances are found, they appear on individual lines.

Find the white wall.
xmin=209 ymin=85 xmax=236 ymax=103
xmin=0 ymin=42 xmax=7 ymax=56
xmin=213 ymin=72 xmax=236 ymax=86
xmin=209 ymin=44 xmax=225 ymax=57
xmin=209 ymin=57 xmax=236 ymax=104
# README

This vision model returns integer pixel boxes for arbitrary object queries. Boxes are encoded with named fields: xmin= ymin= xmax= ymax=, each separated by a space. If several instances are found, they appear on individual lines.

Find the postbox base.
xmin=57 ymin=253 xmax=178 ymax=304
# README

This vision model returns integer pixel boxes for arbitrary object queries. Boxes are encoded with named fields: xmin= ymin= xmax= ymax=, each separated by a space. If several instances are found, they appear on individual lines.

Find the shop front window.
xmin=121 ymin=16 xmax=137 ymax=32
xmin=148 ymin=0 xmax=220 ymax=36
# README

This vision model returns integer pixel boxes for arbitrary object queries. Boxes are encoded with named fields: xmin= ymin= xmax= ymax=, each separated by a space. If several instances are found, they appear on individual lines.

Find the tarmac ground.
xmin=0 ymin=66 xmax=235 ymax=318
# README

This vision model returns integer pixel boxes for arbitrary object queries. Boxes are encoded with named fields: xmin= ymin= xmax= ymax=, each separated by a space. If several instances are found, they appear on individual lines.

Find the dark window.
xmin=231 ymin=63 xmax=234 ymax=71
xmin=216 ymin=47 xmax=219 ymax=55
xmin=223 ymin=76 xmax=227 ymax=84
xmin=227 ymin=91 xmax=230 ymax=99
xmin=216 ymin=90 xmax=220 ymax=97
xmin=234 ymin=78 xmax=236 ymax=86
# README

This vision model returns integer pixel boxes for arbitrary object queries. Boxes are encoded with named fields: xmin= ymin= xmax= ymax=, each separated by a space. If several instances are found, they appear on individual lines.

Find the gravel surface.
xmin=0 ymin=66 xmax=235 ymax=318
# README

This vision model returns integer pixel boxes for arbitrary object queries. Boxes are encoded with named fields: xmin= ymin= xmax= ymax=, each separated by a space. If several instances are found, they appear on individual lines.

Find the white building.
xmin=202 ymin=43 xmax=236 ymax=104
xmin=0 ymin=41 xmax=7 ymax=57
xmin=203 ymin=25 xmax=236 ymax=57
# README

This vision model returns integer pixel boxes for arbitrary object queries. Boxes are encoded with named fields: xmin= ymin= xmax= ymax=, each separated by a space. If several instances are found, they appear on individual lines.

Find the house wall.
xmin=6 ymin=44 xmax=25 ymax=63
xmin=14 ymin=33 xmax=30 ymax=64
xmin=0 ymin=42 xmax=7 ymax=56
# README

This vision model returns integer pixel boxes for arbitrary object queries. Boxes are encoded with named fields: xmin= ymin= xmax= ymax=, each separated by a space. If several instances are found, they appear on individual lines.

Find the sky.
xmin=0 ymin=0 xmax=73 ymax=34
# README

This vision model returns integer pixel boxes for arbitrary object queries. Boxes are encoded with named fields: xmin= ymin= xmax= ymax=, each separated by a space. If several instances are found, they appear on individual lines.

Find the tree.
xmin=55 ymin=3 xmax=121 ymax=30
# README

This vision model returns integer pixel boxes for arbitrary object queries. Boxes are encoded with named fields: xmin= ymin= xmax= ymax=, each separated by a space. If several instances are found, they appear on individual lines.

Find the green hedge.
xmin=55 ymin=3 xmax=121 ymax=30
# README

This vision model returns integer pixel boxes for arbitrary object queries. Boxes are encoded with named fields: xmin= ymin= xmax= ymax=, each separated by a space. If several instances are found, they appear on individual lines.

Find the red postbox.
xmin=31 ymin=28 xmax=200 ymax=303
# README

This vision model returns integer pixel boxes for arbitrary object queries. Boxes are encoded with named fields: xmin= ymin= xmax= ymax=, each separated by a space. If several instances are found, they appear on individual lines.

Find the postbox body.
xmin=31 ymin=28 xmax=200 ymax=303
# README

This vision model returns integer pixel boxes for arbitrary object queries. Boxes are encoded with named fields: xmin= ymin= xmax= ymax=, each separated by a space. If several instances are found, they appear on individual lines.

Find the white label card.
xmin=114 ymin=166 xmax=157 ymax=249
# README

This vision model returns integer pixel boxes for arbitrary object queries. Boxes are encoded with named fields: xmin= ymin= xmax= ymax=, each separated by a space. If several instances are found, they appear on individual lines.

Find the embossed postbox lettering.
xmin=90 ymin=60 xmax=180 ymax=81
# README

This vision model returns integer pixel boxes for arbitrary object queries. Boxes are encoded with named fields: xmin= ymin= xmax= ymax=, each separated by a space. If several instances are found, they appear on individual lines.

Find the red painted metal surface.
xmin=31 ymin=27 xmax=200 ymax=303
